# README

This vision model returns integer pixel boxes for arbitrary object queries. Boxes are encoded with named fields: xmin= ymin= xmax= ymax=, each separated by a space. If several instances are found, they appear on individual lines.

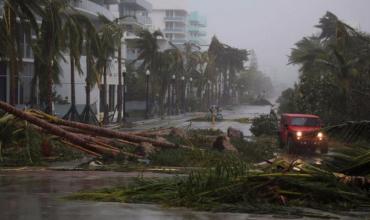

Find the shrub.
xmin=250 ymin=114 xmax=278 ymax=137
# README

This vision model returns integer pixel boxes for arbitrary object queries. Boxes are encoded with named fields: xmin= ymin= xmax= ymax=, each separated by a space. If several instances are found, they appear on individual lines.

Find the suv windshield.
xmin=290 ymin=117 xmax=320 ymax=127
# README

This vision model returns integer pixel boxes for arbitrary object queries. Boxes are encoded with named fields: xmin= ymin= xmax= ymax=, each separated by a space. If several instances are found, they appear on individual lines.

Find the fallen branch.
xmin=29 ymin=110 xmax=179 ymax=149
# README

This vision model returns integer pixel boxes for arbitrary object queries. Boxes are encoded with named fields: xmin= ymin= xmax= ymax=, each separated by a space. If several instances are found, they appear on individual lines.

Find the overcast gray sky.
xmin=189 ymin=0 xmax=370 ymax=87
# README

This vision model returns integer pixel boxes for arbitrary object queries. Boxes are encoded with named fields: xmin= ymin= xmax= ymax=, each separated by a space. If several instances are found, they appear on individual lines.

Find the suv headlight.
xmin=317 ymin=132 xmax=323 ymax=140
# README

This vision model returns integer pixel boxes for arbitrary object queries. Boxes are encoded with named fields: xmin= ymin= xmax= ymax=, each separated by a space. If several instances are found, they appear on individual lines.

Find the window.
xmin=166 ymin=10 xmax=174 ymax=17
xmin=165 ymin=22 xmax=173 ymax=29
xmin=290 ymin=117 xmax=320 ymax=127
xmin=18 ymin=63 xmax=34 ymax=104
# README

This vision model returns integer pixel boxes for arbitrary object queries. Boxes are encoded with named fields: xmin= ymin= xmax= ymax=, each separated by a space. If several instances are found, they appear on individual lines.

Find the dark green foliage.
xmin=250 ymin=114 xmax=278 ymax=137
xmin=150 ymin=130 xmax=278 ymax=167
xmin=279 ymin=11 xmax=370 ymax=124
xmin=277 ymin=88 xmax=299 ymax=114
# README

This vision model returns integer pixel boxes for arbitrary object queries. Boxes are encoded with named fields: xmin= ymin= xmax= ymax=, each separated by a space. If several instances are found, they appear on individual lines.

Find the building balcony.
xmin=164 ymin=16 xmax=187 ymax=23
xmin=120 ymin=0 xmax=152 ymax=11
xmin=72 ymin=0 xmax=114 ymax=21
xmin=120 ymin=15 xmax=152 ymax=28
xmin=164 ymin=27 xmax=186 ymax=34
xmin=188 ymin=12 xmax=207 ymax=27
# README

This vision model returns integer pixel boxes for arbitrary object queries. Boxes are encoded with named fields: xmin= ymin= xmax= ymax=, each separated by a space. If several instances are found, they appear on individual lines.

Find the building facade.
xmin=188 ymin=11 xmax=207 ymax=46
xmin=147 ymin=0 xmax=189 ymax=46
xmin=0 ymin=0 xmax=207 ymax=119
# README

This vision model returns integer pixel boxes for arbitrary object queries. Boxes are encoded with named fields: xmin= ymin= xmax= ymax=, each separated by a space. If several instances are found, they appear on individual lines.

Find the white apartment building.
xmin=147 ymin=0 xmax=189 ymax=46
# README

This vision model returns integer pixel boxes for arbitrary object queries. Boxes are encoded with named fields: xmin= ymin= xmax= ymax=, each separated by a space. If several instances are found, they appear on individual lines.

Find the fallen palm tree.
xmin=0 ymin=101 xmax=182 ymax=159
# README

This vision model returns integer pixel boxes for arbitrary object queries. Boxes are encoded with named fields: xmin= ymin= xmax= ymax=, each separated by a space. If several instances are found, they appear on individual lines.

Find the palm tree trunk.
xmin=0 ymin=141 xmax=3 ymax=162
xmin=5 ymin=6 xmax=18 ymax=106
xmin=24 ymin=107 xmax=179 ymax=149
xmin=63 ymin=56 xmax=81 ymax=121
xmin=117 ymin=43 xmax=122 ymax=122
xmin=46 ymin=31 xmax=54 ymax=114
xmin=102 ymin=63 xmax=109 ymax=124
xmin=71 ymin=56 xmax=76 ymax=107
xmin=167 ymin=84 xmax=171 ymax=115
xmin=81 ymin=48 xmax=98 ymax=124
xmin=46 ymin=61 xmax=53 ymax=114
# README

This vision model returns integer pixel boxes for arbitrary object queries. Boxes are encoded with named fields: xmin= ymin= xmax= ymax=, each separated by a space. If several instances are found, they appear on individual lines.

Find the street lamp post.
xmin=207 ymin=80 xmax=211 ymax=107
xmin=122 ymin=66 xmax=127 ymax=121
xmin=189 ymin=77 xmax=193 ymax=112
xmin=171 ymin=74 xmax=176 ymax=115
xmin=181 ymin=76 xmax=185 ymax=113
xmin=226 ymin=72 xmax=230 ymax=104
xmin=145 ymin=70 xmax=150 ymax=119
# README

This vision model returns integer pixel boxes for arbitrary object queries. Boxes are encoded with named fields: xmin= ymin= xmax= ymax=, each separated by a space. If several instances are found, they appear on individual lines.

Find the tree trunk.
xmin=63 ymin=55 xmax=81 ymax=121
xmin=70 ymin=56 xmax=76 ymax=107
xmin=46 ymin=61 xmax=53 ymax=114
xmin=81 ymin=50 xmax=98 ymax=125
xmin=30 ymin=109 xmax=179 ymax=149
xmin=0 ymin=101 xmax=117 ymax=157
xmin=5 ymin=6 xmax=18 ymax=106
xmin=0 ymin=141 xmax=3 ymax=162
xmin=102 ymin=63 xmax=109 ymax=124
xmin=46 ymin=29 xmax=54 ymax=115
xmin=117 ymin=43 xmax=122 ymax=122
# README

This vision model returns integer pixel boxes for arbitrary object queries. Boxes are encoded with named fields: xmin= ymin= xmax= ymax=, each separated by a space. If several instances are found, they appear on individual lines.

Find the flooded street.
xmin=126 ymin=104 xmax=272 ymax=136
xmin=0 ymin=170 xmax=360 ymax=220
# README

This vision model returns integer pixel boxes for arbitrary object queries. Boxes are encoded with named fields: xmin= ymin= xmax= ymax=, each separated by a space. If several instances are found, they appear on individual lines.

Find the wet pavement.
xmin=125 ymin=104 xmax=273 ymax=136
xmin=0 ymin=170 xmax=365 ymax=220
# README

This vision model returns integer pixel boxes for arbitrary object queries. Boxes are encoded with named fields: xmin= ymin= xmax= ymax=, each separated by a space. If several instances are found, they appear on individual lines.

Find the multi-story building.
xmin=188 ymin=11 xmax=207 ymax=46
xmin=115 ymin=0 xmax=153 ymax=63
xmin=147 ymin=0 xmax=189 ymax=46
xmin=146 ymin=0 xmax=208 ymax=48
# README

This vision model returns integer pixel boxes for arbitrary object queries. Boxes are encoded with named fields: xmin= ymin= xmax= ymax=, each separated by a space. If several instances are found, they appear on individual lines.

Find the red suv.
xmin=279 ymin=113 xmax=328 ymax=154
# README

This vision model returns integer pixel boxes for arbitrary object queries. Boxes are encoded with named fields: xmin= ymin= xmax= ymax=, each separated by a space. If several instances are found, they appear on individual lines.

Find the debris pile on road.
xmin=0 ymin=101 xmax=184 ymax=159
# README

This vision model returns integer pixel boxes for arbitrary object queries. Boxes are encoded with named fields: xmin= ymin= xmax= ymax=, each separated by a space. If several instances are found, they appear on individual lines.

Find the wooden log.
xmin=0 ymin=101 xmax=116 ymax=157
xmin=29 ymin=110 xmax=179 ymax=149
xmin=61 ymin=140 xmax=102 ymax=157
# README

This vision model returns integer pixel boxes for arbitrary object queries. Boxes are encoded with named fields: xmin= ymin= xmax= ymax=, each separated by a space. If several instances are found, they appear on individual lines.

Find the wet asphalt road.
xmin=0 ymin=170 xmax=365 ymax=220
xmin=125 ymin=105 xmax=273 ymax=136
